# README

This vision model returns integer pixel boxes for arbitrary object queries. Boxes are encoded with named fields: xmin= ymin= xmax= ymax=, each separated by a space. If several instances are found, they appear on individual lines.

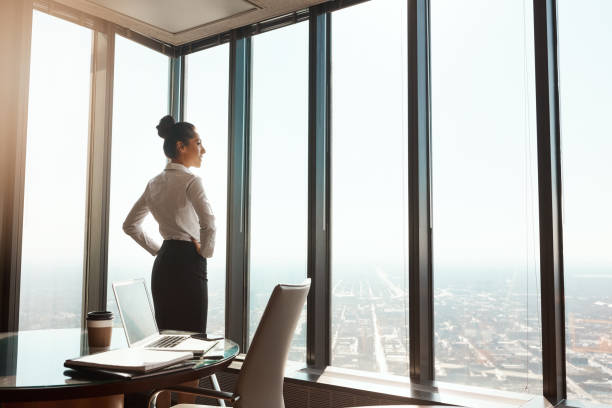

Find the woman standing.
xmin=123 ymin=115 xmax=215 ymax=334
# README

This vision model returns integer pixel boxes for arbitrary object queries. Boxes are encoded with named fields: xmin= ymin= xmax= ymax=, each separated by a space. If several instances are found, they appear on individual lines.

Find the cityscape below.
xmin=18 ymin=263 xmax=611 ymax=405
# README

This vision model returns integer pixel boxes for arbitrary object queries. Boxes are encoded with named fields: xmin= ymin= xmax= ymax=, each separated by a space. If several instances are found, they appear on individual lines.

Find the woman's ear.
xmin=176 ymin=140 xmax=185 ymax=152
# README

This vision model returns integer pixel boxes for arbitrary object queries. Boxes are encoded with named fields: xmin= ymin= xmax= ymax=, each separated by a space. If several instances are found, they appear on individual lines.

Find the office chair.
xmin=148 ymin=279 xmax=311 ymax=408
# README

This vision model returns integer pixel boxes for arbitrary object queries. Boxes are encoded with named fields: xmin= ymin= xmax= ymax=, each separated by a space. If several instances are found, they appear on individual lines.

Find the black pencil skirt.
xmin=151 ymin=239 xmax=208 ymax=333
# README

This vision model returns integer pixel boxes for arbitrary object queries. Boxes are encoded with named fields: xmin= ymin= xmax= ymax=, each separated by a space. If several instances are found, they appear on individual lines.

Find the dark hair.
xmin=156 ymin=115 xmax=196 ymax=159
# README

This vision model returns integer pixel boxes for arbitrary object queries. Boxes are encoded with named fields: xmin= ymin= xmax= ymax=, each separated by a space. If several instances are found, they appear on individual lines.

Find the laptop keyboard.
xmin=146 ymin=335 xmax=187 ymax=348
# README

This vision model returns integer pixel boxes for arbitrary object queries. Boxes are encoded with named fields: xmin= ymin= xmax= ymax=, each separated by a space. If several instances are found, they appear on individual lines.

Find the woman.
xmin=123 ymin=115 xmax=215 ymax=334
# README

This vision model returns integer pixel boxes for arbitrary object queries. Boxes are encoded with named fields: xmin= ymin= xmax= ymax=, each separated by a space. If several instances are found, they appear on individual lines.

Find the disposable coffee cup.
xmin=86 ymin=311 xmax=113 ymax=348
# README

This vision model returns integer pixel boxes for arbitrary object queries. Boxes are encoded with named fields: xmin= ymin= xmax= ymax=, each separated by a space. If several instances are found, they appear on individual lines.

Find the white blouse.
xmin=123 ymin=162 xmax=216 ymax=258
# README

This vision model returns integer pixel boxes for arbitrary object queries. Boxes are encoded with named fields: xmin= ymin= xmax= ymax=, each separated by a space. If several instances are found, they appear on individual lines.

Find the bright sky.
xmin=331 ymin=0 xmax=409 ymax=274
xmin=21 ymin=11 xmax=91 ymax=268
xmin=558 ymin=0 xmax=612 ymax=271
xmin=249 ymin=22 xmax=309 ymax=270
xmin=431 ymin=0 xmax=541 ymax=273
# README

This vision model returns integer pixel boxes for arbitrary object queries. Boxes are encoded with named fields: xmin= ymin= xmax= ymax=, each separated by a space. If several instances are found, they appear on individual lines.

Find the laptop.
xmin=112 ymin=278 xmax=218 ymax=355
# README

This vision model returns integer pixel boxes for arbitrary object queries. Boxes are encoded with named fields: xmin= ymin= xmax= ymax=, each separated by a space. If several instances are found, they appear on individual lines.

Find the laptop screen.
xmin=113 ymin=280 xmax=158 ymax=345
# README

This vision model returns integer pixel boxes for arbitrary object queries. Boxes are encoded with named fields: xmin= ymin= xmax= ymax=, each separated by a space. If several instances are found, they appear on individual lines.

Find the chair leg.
xmin=154 ymin=390 xmax=171 ymax=408
xmin=210 ymin=374 xmax=226 ymax=407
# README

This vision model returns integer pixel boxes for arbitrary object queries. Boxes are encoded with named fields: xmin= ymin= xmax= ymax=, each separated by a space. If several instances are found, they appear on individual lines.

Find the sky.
xmin=20 ymin=0 xmax=612 ymax=301
xmin=331 ymin=1 xmax=409 ymax=274
xmin=557 ymin=0 xmax=612 ymax=271
xmin=21 ymin=11 xmax=91 ymax=268
xmin=21 ymin=0 xmax=612 ymax=278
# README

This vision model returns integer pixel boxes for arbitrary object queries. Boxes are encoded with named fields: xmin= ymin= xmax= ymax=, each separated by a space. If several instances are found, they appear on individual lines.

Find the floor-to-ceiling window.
xmin=106 ymin=35 xmax=169 ymax=321
xmin=248 ymin=22 xmax=309 ymax=362
xmin=330 ymin=0 xmax=410 ymax=375
xmin=19 ymin=11 xmax=92 ymax=330
xmin=558 ymin=0 xmax=612 ymax=404
xmin=15 ymin=1 xmax=612 ymax=402
xmin=431 ymin=0 xmax=542 ymax=394
xmin=185 ymin=44 xmax=230 ymax=336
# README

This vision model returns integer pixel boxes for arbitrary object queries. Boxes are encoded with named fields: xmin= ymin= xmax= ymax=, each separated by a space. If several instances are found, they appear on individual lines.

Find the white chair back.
xmin=234 ymin=280 xmax=310 ymax=408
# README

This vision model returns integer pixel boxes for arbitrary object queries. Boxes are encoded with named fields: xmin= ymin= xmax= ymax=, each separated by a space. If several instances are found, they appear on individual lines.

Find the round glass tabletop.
xmin=0 ymin=328 xmax=238 ymax=390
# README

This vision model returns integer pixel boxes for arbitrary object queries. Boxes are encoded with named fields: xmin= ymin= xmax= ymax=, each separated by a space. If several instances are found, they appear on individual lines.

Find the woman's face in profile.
xmin=179 ymin=131 xmax=206 ymax=168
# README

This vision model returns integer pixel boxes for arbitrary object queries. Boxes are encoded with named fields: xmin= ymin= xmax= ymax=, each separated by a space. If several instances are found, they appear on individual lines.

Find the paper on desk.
xmin=65 ymin=348 xmax=193 ymax=373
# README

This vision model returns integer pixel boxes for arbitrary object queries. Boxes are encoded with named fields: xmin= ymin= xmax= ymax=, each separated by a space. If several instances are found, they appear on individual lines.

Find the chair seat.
xmin=172 ymin=405 xmax=216 ymax=408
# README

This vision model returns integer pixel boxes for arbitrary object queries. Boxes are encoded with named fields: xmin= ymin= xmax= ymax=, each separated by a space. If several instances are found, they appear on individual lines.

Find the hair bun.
xmin=156 ymin=115 xmax=176 ymax=139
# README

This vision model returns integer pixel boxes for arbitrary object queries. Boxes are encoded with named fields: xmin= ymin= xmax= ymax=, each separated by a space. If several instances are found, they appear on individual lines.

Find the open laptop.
xmin=112 ymin=279 xmax=218 ymax=355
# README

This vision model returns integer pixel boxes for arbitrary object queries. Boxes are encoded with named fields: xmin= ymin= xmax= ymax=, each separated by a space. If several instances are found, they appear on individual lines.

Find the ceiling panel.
xmin=87 ymin=0 xmax=257 ymax=33
xmin=45 ymin=0 xmax=329 ymax=45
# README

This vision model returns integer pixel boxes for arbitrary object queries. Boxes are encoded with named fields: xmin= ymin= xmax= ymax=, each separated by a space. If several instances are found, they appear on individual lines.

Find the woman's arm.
xmin=186 ymin=176 xmax=216 ymax=258
xmin=122 ymin=187 xmax=161 ymax=256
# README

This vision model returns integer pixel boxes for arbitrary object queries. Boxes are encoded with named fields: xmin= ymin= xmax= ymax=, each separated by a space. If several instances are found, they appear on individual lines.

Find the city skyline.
xmin=18 ymin=262 xmax=612 ymax=405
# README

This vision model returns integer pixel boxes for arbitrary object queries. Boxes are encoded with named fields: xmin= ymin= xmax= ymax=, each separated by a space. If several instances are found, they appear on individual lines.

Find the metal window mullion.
xmin=169 ymin=56 xmax=185 ymax=121
xmin=408 ymin=0 xmax=434 ymax=383
xmin=226 ymin=35 xmax=252 ymax=351
xmin=306 ymin=7 xmax=331 ymax=369
xmin=82 ymin=27 xmax=114 ymax=321
xmin=532 ymin=0 xmax=566 ymax=403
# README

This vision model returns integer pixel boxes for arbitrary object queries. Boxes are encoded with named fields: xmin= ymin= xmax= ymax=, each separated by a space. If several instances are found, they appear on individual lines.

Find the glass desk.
xmin=0 ymin=328 xmax=239 ymax=407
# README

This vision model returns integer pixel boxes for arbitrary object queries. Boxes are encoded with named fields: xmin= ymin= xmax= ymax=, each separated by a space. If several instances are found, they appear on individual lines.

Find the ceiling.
xmin=52 ymin=0 xmax=330 ymax=46
xmin=87 ymin=0 xmax=257 ymax=34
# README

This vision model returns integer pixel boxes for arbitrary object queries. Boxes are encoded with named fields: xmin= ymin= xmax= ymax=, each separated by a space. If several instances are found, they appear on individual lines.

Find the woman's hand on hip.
xmin=190 ymin=237 xmax=201 ymax=255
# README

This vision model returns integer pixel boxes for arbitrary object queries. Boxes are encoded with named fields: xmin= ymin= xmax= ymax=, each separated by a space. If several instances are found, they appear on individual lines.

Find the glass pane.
xmin=19 ymin=11 xmax=92 ymax=330
xmin=106 ymin=35 xmax=169 ymax=322
xmin=330 ymin=0 xmax=409 ymax=375
xmin=558 ymin=1 xmax=612 ymax=404
xmin=249 ymin=22 xmax=309 ymax=362
xmin=431 ymin=0 xmax=542 ymax=393
xmin=185 ymin=44 xmax=230 ymax=337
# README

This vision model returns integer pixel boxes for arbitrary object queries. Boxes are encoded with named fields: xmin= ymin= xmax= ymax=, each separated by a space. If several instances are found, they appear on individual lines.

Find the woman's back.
xmin=146 ymin=163 xmax=205 ymax=244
